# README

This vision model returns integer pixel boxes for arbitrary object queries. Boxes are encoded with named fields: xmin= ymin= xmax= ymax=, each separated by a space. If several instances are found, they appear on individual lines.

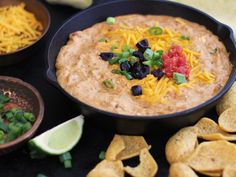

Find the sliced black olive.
xmin=131 ymin=63 xmax=150 ymax=80
xmin=151 ymin=69 xmax=165 ymax=80
xmin=99 ymin=52 xmax=114 ymax=61
xmin=120 ymin=61 xmax=131 ymax=71
xmin=132 ymin=51 xmax=145 ymax=61
xmin=136 ymin=39 xmax=149 ymax=53
xmin=131 ymin=85 xmax=142 ymax=96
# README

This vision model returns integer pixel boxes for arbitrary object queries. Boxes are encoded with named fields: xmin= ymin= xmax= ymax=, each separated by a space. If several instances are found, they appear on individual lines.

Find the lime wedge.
xmin=29 ymin=115 xmax=84 ymax=155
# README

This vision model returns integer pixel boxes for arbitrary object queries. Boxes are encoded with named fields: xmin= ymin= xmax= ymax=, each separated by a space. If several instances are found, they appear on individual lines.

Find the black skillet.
xmin=46 ymin=0 xmax=236 ymax=135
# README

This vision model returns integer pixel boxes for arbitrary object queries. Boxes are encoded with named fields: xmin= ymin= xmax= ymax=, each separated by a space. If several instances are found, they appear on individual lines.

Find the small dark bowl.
xmin=46 ymin=0 xmax=236 ymax=135
xmin=0 ymin=0 xmax=50 ymax=66
xmin=0 ymin=76 xmax=44 ymax=155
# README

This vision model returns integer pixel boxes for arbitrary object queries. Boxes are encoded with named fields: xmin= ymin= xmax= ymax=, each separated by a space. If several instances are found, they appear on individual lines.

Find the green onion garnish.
xmin=59 ymin=152 xmax=72 ymax=169
xmin=102 ymin=80 xmax=116 ymax=89
xmin=111 ymin=44 xmax=118 ymax=51
xmin=37 ymin=174 xmax=48 ymax=177
xmin=99 ymin=151 xmax=106 ymax=160
xmin=149 ymin=26 xmax=163 ymax=35
xmin=0 ymin=130 xmax=5 ymax=141
xmin=98 ymin=38 xmax=108 ymax=42
xmin=173 ymin=72 xmax=187 ymax=84
xmin=143 ymin=48 xmax=154 ymax=60
xmin=112 ymin=69 xmax=133 ymax=80
xmin=180 ymin=35 xmax=190 ymax=40
xmin=106 ymin=17 xmax=116 ymax=25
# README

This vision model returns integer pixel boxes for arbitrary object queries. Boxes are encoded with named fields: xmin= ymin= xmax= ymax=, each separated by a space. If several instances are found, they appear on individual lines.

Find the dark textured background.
xmin=0 ymin=0 xmax=214 ymax=176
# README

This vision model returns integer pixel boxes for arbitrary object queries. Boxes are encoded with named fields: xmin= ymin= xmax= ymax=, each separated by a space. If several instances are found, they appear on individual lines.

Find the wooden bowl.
xmin=0 ymin=76 xmax=44 ymax=155
xmin=0 ymin=0 xmax=50 ymax=66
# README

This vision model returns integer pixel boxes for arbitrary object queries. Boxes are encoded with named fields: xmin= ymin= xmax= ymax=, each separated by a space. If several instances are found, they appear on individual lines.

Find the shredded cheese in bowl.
xmin=0 ymin=3 xmax=43 ymax=54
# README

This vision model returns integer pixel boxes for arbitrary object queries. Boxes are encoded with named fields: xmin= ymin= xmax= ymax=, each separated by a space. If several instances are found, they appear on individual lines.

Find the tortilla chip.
xmin=185 ymin=140 xmax=236 ymax=172
xmin=124 ymin=148 xmax=158 ymax=177
xmin=87 ymin=160 xmax=124 ymax=177
xmin=223 ymin=164 xmax=236 ymax=177
xmin=165 ymin=127 xmax=198 ymax=164
xmin=194 ymin=117 xmax=236 ymax=141
xmin=105 ymin=135 xmax=125 ymax=160
xmin=199 ymin=170 xmax=222 ymax=177
xmin=216 ymin=82 xmax=236 ymax=115
xmin=106 ymin=135 xmax=150 ymax=161
xmin=168 ymin=163 xmax=198 ymax=177
xmin=219 ymin=107 xmax=236 ymax=133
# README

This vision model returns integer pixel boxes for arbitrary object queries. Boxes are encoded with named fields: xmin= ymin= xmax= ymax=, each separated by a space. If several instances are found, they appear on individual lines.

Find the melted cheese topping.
xmin=0 ymin=3 xmax=43 ymax=54
xmin=97 ymin=22 xmax=215 ymax=104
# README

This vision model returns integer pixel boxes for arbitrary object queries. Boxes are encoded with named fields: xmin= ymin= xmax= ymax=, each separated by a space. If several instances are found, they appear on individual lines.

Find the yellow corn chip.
xmin=219 ymin=107 xmax=236 ymax=133
xmin=194 ymin=117 xmax=236 ymax=141
xmin=216 ymin=82 xmax=236 ymax=115
xmin=87 ymin=160 xmax=124 ymax=177
xmin=124 ymin=148 xmax=158 ymax=177
xmin=106 ymin=135 xmax=150 ymax=160
xmin=185 ymin=141 xmax=236 ymax=172
xmin=223 ymin=164 xmax=236 ymax=177
xmin=168 ymin=163 xmax=198 ymax=177
xmin=165 ymin=127 xmax=198 ymax=164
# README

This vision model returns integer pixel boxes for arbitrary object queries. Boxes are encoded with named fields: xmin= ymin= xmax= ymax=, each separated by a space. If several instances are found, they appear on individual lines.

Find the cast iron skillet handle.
xmin=46 ymin=68 xmax=59 ymax=87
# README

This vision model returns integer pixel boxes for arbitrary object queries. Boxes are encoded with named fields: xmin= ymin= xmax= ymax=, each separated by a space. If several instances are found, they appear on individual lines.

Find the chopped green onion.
xmin=37 ymin=174 xmax=48 ymax=177
xmin=0 ymin=103 xmax=4 ymax=110
xmin=24 ymin=112 xmax=35 ymax=122
xmin=22 ymin=122 xmax=32 ymax=133
xmin=106 ymin=17 xmax=116 ymax=25
xmin=59 ymin=152 xmax=72 ymax=169
xmin=111 ymin=44 xmax=118 ymax=51
xmin=142 ymin=60 xmax=153 ymax=67
xmin=122 ymin=52 xmax=130 ymax=58
xmin=0 ymin=120 xmax=8 ymax=132
xmin=112 ymin=69 xmax=133 ymax=80
xmin=118 ymin=58 xmax=128 ymax=64
xmin=149 ymin=26 xmax=163 ymax=35
xmin=102 ymin=80 xmax=115 ymax=89
xmin=173 ymin=72 xmax=187 ymax=84
xmin=98 ymin=38 xmax=108 ymax=42
xmin=0 ymin=94 xmax=10 ymax=104
xmin=64 ymin=160 xmax=72 ymax=168
xmin=0 ymin=130 xmax=4 ymax=140
xmin=109 ymin=57 xmax=120 ymax=65
xmin=143 ymin=48 xmax=154 ymax=60
xmin=59 ymin=152 xmax=72 ymax=163
xmin=5 ymin=111 xmax=14 ymax=121
xmin=99 ymin=151 xmax=106 ymax=160
xmin=122 ymin=44 xmax=130 ymax=51
xmin=153 ymin=50 xmax=163 ymax=60
xmin=7 ymin=131 xmax=16 ymax=141
xmin=180 ymin=35 xmax=190 ymax=40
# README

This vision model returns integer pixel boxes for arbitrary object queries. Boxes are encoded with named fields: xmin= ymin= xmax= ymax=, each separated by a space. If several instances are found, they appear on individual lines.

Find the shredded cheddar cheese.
xmin=0 ymin=3 xmax=43 ymax=54
xmin=97 ymin=22 xmax=215 ymax=104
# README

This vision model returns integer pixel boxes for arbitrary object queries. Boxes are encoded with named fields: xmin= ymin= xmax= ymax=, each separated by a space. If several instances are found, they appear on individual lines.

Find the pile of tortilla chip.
xmin=87 ymin=135 xmax=158 ymax=177
xmin=166 ymin=82 xmax=236 ymax=177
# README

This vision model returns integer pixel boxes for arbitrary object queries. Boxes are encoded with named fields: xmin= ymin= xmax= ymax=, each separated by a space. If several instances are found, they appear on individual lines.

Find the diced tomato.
xmin=162 ymin=44 xmax=190 ymax=78
xmin=4 ymin=103 xmax=19 ymax=110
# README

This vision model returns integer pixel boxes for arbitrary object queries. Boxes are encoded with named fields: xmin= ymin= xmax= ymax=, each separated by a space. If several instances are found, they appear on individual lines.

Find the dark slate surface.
xmin=0 ymin=0 xmax=215 ymax=176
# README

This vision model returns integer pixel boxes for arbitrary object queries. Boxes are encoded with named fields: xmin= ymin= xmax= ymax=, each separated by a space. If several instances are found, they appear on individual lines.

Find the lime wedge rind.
xmin=30 ymin=115 xmax=84 ymax=155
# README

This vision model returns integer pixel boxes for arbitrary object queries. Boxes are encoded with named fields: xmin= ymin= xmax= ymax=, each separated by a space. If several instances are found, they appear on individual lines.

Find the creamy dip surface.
xmin=56 ymin=14 xmax=232 ymax=116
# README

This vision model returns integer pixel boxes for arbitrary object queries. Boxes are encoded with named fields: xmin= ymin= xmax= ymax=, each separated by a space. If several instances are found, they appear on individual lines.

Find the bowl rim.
xmin=0 ymin=0 xmax=51 ymax=56
xmin=47 ymin=0 xmax=236 ymax=120
xmin=0 ymin=76 xmax=44 ymax=150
